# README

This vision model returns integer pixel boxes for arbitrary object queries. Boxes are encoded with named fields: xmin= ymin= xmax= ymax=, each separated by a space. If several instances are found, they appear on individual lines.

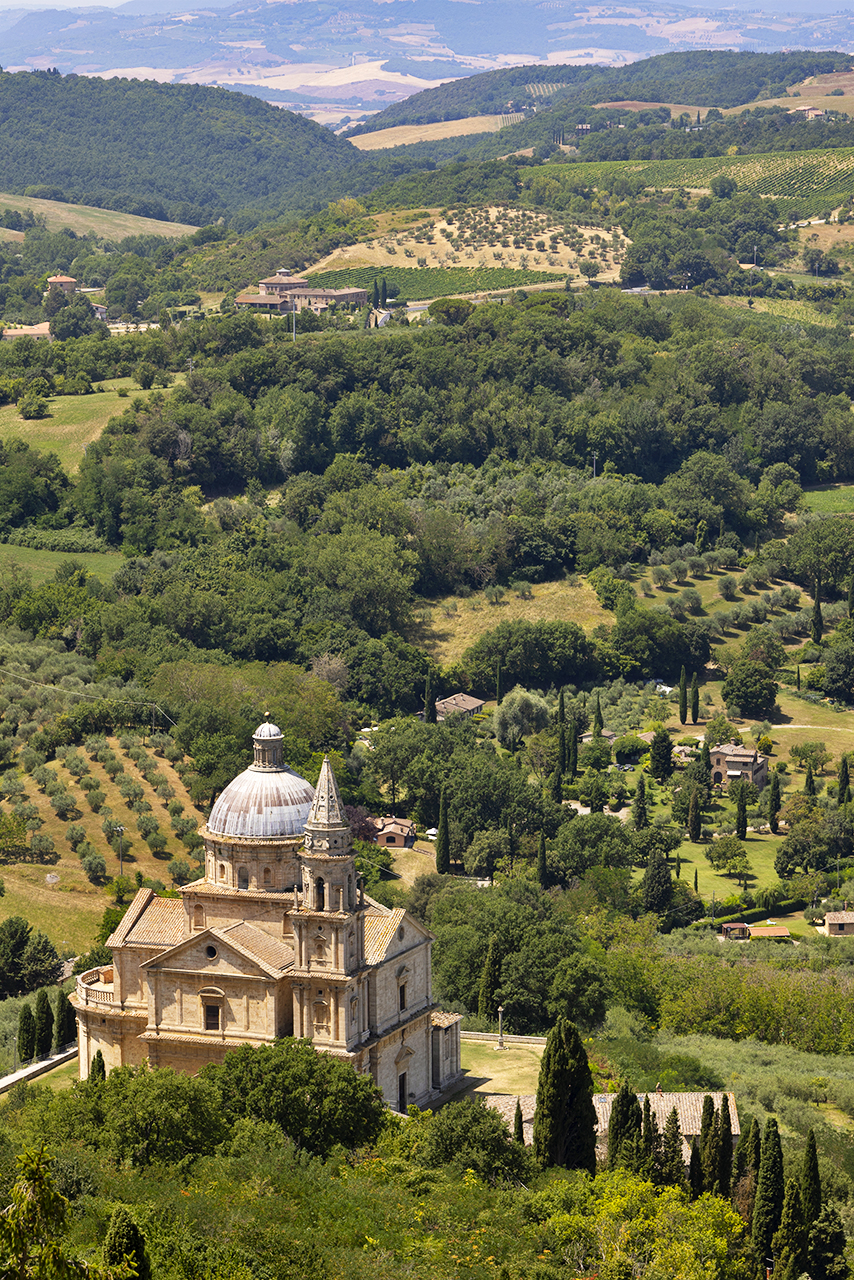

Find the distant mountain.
xmin=0 ymin=69 xmax=359 ymax=224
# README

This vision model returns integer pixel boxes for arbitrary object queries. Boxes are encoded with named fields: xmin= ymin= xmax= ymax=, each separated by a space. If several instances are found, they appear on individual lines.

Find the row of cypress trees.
xmin=16 ymin=986 xmax=76 ymax=1064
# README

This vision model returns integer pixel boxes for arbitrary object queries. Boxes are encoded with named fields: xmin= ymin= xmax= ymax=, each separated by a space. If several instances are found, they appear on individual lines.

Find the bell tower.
xmin=291 ymin=757 xmax=367 ymax=1049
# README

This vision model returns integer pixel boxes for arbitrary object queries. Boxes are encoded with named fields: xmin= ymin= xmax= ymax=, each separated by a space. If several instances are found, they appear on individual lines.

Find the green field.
xmin=558 ymin=146 xmax=854 ymax=215
xmin=304 ymin=265 xmax=563 ymax=300
xmin=802 ymin=483 xmax=854 ymax=513
xmin=0 ymin=545 xmax=124 ymax=585
xmin=0 ymin=190 xmax=195 ymax=240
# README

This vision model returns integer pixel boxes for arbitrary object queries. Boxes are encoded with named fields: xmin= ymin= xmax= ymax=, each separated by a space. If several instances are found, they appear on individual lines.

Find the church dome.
xmin=206 ymin=721 xmax=314 ymax=840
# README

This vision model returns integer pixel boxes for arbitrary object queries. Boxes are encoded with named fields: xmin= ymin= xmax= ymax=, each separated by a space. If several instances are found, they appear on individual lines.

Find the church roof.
xmin=108 ymin=891 xmax=185 ymax=948
xmin=207 ymin=724 xmax=314 ymax=839
xmin=364 ymin=907 xmax=407 ymax=963
xmin=305 ymin=755 xmax=346 ymax=829
xmin=219 ymin=922 xmax=294 ymax=972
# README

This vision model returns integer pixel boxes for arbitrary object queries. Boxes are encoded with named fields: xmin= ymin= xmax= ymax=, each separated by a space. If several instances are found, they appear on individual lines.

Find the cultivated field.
xmin=0 ymin=191 xmax=196 ymax=239
xmin=0 ymin=545 xmax=124 ymax=585
xmin=802 ymin=483 xmax=854 ymax=513
xmin=350 ymin=115 xmax=513 ymax=151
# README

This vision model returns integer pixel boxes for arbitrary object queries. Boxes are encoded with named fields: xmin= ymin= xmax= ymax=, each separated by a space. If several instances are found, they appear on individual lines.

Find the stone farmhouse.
xmin=825 ymin=910 xmax=854 ymax=936
xmin=710 ymin=742 xmax=768 ymax=790
xmin=72 ymin=722 xmax=462 ymax=1111
xmin=235 ymin=267 xmax=367 ymax=316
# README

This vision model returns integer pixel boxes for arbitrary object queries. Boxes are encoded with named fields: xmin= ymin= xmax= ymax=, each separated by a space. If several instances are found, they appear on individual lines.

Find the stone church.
xmin=72 ymin=722 xmax=462 ymax=1110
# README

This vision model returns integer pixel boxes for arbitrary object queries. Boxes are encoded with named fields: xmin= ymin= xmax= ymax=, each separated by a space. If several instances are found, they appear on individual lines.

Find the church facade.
xmin=71 ymin=723 xmax=462 ymax=1111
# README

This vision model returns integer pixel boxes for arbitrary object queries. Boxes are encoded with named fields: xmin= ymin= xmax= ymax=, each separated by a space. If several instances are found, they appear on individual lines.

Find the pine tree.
xmin=768 ymin=770 xmax=781 ymax=834
xmin=593 ymin=694 xmax=604 ymax=734
xmin=838 ymin=756 xmax=849 ymax=807
xmin=801 ymin=1128 xmax=822 ymax=1228
xmin=607 ymin=1081 xmax=642 ymax=1169
xmin=435 ymin=788 xmax=450 ymax=875
xmin=53 ymin=988 xmax=76 ymax=1051
xmin=477 ymin=935 xmax=501 ymax=1020
xmin=424 ymin=671 xmax=437 ymax=723
xmin=699 ymin=1095 xmax=717 ymax=1192
xmin=688 ymin=1139 xmax=704 ymax=1200
xmin=537 ymin=831 xmax=548 ymax=890
xmin=514 ymin=1097 xmax=524 ymax=1145
xmin=716 ymin=1094 xmax=733 ymax=1198
xmin=532 ymin=1018 xmax=597 ymax=1173
xmin=811 ymin=574 xmax=824 ymax=645
xmin=805 ymin=763 xmax=816 ymax=797
xmin=753 ymin=1117 xmax=785 ymax=1270
xmin=34 ymin=989 xmax=53 ymax=1058
xmin=661 ymin=1106 xmax=685 ymax=1188
xmin=690 ymin=672 xmax=700 ymax=725
xmin=568 ymin=724 xmax=578 ymax=780
xmin=104 ymin=1206 xmax=152 ymax=1280
xmin=688 ymin=787 xmax=701 ymax=842
xmin=642 ymin=848 xmax=672 ymax=915
xmin=558 ymin=723 xmax=567 ymax=775
xmin=17 ymin=1003 xmax=35 ymax=1063
xmin=773 ymin=1178 xmax=808 ymax=1277
xmin=89 ymin=1048 xmax=106 ymax=1082
xmin=679 ymin=666 xmax=687 ymax=724
xmin=736 ymin=788 xmax=747 ymax=840
xmin=549 ymin=765 xmax=563 ymax=805
xmin=632 ymin=772 xmax=649 ymax=830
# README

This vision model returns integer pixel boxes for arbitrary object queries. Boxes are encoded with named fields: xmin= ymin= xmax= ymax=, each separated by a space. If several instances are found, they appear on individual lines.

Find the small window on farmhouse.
xmin=204 ymin=1004 xmax=220 ymax=1031
xmin=387 ymin=835 xmax=396 ymax=844
xmin=399 ymin=983 xmax=407 ymax=1012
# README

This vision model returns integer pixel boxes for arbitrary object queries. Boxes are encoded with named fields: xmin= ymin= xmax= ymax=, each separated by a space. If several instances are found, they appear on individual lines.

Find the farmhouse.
xmin=593 ymin=1091 xmax=740 ymax=1162
xmin=71 ymin=722 xmax=461 ymax=1111
xmin=235 ymin=266 xmax=368 ymax=315
xmin=434 ymin=693 xmax=485 ymax=720
xmin=370 ymin=816 xmax=416 ymax=848
xmin=710 ymin=742 xmax=768 ymax=790
xmin=46 ymin=274 xmax=77 ymax=294
xmin=824 ymin=911 xmax=854 ymax=936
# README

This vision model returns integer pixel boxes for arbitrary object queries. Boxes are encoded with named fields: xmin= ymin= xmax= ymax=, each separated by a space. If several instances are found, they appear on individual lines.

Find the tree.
xmin=495 ymin=687 xmax=550 ymax=750
xmin=642 ymin=848 xmax=672 ymax=915
xmin=632 ymin=772 xmax=649 ymax=830
xmin=514 ymin=1097 xmax=524 ymax=1145
xmin=549 ymin=765 xmax=563 ymax=806
xmin=89 ymin=1049 xmax=106 ymax=1082
xmin=805 ymin=763 xmax=816 ymax=797
xmin=768 ymin=770 xmax=781 ymax=834
xmin=661 ymin=1106 xmax=684 ymax=1188
xmin=801 ymin=1128 xmax=821 ymax=1228
xmin=808 ymin=1204 xmax=848 ymax=1280
xmin=736 ymin=788 xmax=747 ymax=840
xmin=424 ymin=671 xmax=436 ymax=724
xmin=477 ymin=934 xmax=501 ymax=1020
xmin=716 ymin=1094 xmax=733 ymax=1197
xmin=608 ymin=1081 xmax=642 ymax=1169
xmin=699 ymin=1094 xmax=717 ymax=1192
xmin=567 ymin=725 xmax=578 ymax=780
xmin=753 ymin=1117 xmax=785 ymax=1270
xmin=103 ymin=1206 xmax=152 ymax=1280
xmin=687 ymin=788 xmax=701 ymax=842
xmin=427 ymin=297 xmax=475 ymax=325
xmin=423 ymin=1096 xmax=530 ymax=1183
xmin=54 ymin=988 xmax=76 ymax=1051
xmin=690 ymin=672 xmax=699 ymax=725
xmin=34 ymin=989 xmax=53 ymax=1058
xmin=838 ymin=755 xmax=850 ymax=806
xmin=593 ymin=693 xmax=604 ymax=734
xmin=812 ymin=576 xmax=824 ymax=645
xmin=537 ymin=831 xmax=548 ymax=889
xmin=17 ymin=1003 xmax=35 ymax=1063
xmin=679 ymin=666 xmax=687 ymax=724
xmin=435 ymin=787 xmax=450 ymax=875
xmin=773 ymin=1179 xmax=808 ymax=1277
xmin=688 ymin=1139 xmax=703 ymax=1200
xmin=722 ymin=660 xmax=778 ymax=720
xmin=532 ymin=1017 xmax=596 ymax=1173
xmin=648 ymin=729 xmax=674 ymax=780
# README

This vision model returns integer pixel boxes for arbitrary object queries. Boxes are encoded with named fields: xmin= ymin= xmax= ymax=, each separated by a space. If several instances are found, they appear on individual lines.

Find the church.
xmin=71 ymin=721 xmax=462 ymax=1111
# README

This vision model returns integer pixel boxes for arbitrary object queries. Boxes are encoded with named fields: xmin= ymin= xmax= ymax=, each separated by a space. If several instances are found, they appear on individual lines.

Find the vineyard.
xmin=305 ymin=265 xmax=565 ymax=300
xmin=568 ymin=146 xmax=854 ymax=215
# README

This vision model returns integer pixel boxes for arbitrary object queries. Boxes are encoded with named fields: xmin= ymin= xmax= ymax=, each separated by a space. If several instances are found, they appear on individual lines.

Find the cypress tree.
xmin=796 ymin=665 xmax=801 ymax=691
xmin=811 ymin=575 xmax=824 ymax=645
xmin=801 ymin=1129 xmax=822 ymax=1227
xmin=435 ymin=787 xmax=450 ymax=875
xmin=694 ymin=868 xmax=698 ymax=892
xmin=805 ymin=763 xmax=816 ymax=797
xmin=567 ymin=724 xmax=578 ymax=780
xmin=642 ymin=848 xmax=672 ymax=916
xmin=649 ymin=728 xmax=674 ymax=780
xmin=716 ymin=1094 xmax=733 ymax=1198
xmin=745 ymin=1116 xmax=762 ymax=1179
xmin=688 ymin=1139 xmax=704 ymax=1200
xmin=773 ymin=1179 xmax=808 ymax=1277
xmin=675 ymin=851 xmax=682 ymax=879
xmin=104 ymin=1206 xmax=152 ymax=1280
xmin=700 ymin=740 xmax=712 ymax=776
xmin=17 ymin=1003 xmax=35 ymax=1063
xmin=424 ymin=671 xmax=437 ymax=723
xmin=679 ymin=665 xmax=688 ymax=724
xmin=477 ymin=934 xmax=501 ymax=1020
xmin=34 ymin=989 xmax=53 ymax=1058
xmin=514 ymin=1097 xmax=524 ymax=1145
xmin=753 ymin=1117 xmax=785 ymax=1269
xmin=690 ymin=672 xmax=700 ymax=725
xmin=768 ymin=770 xmax=781 ymax=834
xmin=537 ymin=831 xmax=548 ymax=890
xmin=736 ymin=788 xmax=747 ymax=840
xmin=532 ymin=1018 xmax=597 ymax=1173
xmin=549 ymin=765 xmax=563 ymax=806
xmin=699 ymin=1095 xmax=717 ymax=1191
xmin=808 ymin=1204 xmax=847 ymax=1280
xmin=632 ymin=772 xmax=649 ymax=830
xmin=661 ymin=1106 xmax=684 ymax=1188
xmin=558 ymin=688 xmax=566 ymax=726
xmin=371 ymin=278 xmax=379 ymax=309
xmin=559 ymin=723 xmax=567 ymax=775
xmin=380 ymin=277 xmax=387 ymax=308
xmin=495 ymin=661 xmax=502 ymax=705
xmin=54 ymin=988 xmax=76 ymax=1051
xmin=641 ymin=1095 xmax=661 ymax=1182
xmin=838 ymin=756 xmax=849 ymax=806
xmin=89 ymin=1048 xmax=106 ymax=1082
xmin=688 ymin=787 xmax=701 ymax=842
xmin=607 ymin=1081 xmax=642 ymax=1169
xmin=593 ymin=693 xmax=604 ymax=734
xmin=848 ymin=576 xmax=854 ymax=621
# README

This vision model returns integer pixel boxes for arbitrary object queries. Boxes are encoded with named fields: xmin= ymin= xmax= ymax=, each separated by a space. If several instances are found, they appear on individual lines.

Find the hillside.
xmin=0 ymin=70 xmax=360 ymax=226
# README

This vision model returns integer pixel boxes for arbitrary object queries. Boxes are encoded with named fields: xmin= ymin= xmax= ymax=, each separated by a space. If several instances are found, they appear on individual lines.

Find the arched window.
xmin=193 ymin=904 xmax=204 ymax=930
xmin=315 ymin=877 xmax=325 ymax=911
xmin=263 ymin=866 xmax=272 ymax=886
xmin=218 ymin=863 xmax=226 ymax=882
xmin=237 ymin=867 xmax=249 ymax=890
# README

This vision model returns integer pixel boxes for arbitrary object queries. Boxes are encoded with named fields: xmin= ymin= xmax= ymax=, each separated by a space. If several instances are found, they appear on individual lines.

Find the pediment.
xmin=140 ymin=924 xmax=292 ymax=980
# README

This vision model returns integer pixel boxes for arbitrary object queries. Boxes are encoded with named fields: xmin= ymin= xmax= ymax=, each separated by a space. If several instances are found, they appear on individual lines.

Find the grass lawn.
xmin=36 ymin=1058 xmax=80 ymax=1091
xmin=0 ymin=544 xmax=124 ymax=585
xmin=801 ymin=483 xmax=854 ymax=514
xmin=459 ymin=1040 xmax=544 ymax=1097
xmin=389 ymin=840 xmax=436 ymax=887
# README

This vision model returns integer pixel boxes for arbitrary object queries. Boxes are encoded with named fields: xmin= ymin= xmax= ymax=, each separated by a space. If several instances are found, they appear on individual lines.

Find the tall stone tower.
xmin=291 ymin=757 xmax=368 ymax=1048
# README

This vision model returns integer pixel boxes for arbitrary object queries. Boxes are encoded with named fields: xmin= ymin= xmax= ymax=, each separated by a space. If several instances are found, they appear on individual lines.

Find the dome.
xmin=206 ymin=724 xmax=314 ymax=839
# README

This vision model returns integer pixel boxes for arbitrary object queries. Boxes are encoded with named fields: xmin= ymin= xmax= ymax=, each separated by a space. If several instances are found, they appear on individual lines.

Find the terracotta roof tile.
xmin=431 ymin=1010 xmax=461 ymax=1028
xmin=364 ymin=908 xmax=405 ymax=963
xmin=825 ymin=912 xmax=854 ymax=924
xmin=106 ymin=888 xmax=155 ymax=946
xmin=219 ymin=922 xmax=294 ymax=972
xmin=122 ymin=897 xmax=185 ymax=948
